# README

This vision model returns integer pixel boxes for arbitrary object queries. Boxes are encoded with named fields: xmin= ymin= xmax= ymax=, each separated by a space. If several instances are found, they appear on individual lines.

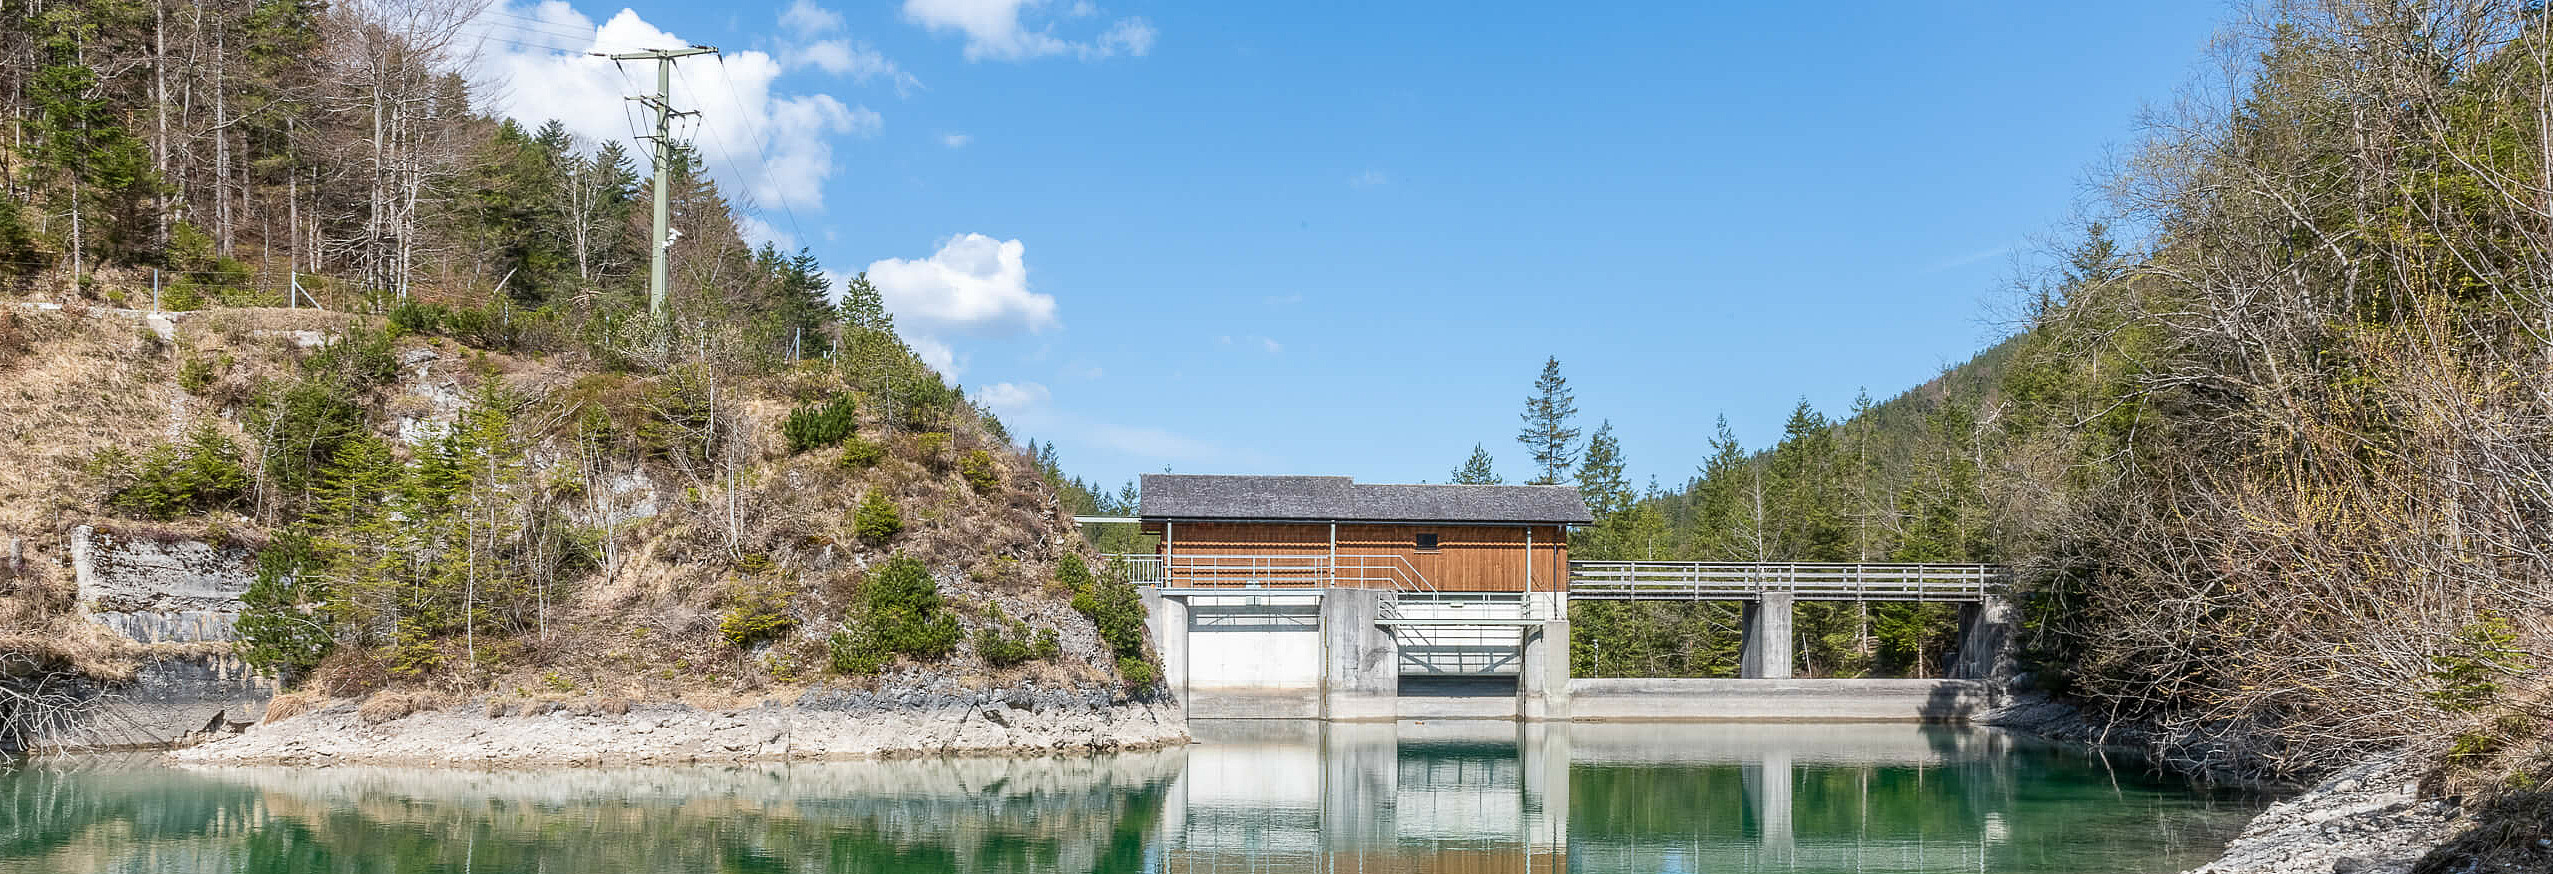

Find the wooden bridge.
xmin=1103 ymin=555 xmax=2008 ymax=602
xmin=1567 ymin=561 xmax=2008 ymax=602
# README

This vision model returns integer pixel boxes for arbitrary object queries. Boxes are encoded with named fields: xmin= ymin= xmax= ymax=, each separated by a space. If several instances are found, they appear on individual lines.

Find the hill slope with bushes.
xmin=0 ymin=301 xmax=1163 ymax=731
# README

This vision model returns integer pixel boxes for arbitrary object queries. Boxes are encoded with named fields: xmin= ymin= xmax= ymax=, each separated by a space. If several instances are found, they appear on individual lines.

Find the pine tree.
xmin=1688 ymin=416 xmax=1758 ymax=561
xmin=1574 ymin=420 xmax=1631 ymax=520
xmin=1450 ymin=443 xmax=1502 ymax=484
xmin=839 ymin=271 xmax=892 ymax=332
xmin=1767 ymin=398 xmax=1844 ymax=561
xmin=779 ymin=248 xmax=835 ymax=358
xmin=1515 ymin=357 xmax=1580 ymax=485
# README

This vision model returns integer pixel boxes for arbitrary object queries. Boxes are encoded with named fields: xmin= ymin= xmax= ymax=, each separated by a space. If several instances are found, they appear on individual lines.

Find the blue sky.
xmin=462 ymin=1 xmax=2230 ymax=492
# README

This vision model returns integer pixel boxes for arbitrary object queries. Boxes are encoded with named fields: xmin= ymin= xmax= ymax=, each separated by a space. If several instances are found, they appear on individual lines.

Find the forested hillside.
xmin=1548 ymin=3 xmax=2553 ymax=852
xmin=0 ymin=0 xmax=1162 ymax=740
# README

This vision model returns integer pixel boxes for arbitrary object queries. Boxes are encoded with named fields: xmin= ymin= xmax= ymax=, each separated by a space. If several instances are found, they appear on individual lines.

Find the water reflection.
xmin=0 ymin=722 xmax=2259 ymax=874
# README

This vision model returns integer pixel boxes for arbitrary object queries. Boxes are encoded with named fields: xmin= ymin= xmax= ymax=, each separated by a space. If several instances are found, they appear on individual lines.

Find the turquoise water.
xmin=0 ymin=722 xmax=2261 ymax=873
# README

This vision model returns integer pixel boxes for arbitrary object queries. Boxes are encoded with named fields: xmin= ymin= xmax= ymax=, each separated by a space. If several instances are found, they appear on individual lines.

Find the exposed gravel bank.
xmin=1977 ymin=692 xmax=2478 ymax=874
xmin=2182 ymin=752 xmax=2463 ymax=874
xmin=169 ymin=681 xmax=1187 ymax=767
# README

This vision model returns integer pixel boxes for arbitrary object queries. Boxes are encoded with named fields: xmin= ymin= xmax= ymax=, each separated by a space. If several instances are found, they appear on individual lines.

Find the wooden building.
xmin=1133 ymin=474 xmax=1592 ymax=594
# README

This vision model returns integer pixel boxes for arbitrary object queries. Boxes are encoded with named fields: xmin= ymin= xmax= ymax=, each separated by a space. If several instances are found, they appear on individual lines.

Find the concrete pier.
xmin=1516 ymin=592 xmax=1570 ymax=720
xmin=1140 ymin=587 xmax=1190 ymax=703
xmin=1738 ymin=592 xmax=1794 ymax=679
xmin=1321 ymin=589 xmax=1399 ymax=720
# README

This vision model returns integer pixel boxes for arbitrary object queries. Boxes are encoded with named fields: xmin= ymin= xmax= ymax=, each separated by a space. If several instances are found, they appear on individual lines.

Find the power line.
xmin=697 ymin=57 xmax=813 ymax=251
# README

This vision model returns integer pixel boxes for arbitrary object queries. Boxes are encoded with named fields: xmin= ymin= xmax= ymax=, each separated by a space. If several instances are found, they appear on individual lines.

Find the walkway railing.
xmin=1568 ymin=561 xmax=2008 ymax=602
xmin=1100 ymin=553 xmax=1438 ymax=594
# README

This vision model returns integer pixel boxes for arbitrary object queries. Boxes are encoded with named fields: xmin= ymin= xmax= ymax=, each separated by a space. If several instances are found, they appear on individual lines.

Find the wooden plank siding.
xmin=1145 ymin=521 xmax=1569 ymax=593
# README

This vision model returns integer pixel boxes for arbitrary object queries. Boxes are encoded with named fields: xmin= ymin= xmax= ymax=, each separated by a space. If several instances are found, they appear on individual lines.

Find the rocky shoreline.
xmin=170 ymin=681 xmax=1188 ymax=768
xmin=1977 ymin=693 xmax=2493 ymax=874
xmin=2181 ymin=752 xmax=2467 ymax=874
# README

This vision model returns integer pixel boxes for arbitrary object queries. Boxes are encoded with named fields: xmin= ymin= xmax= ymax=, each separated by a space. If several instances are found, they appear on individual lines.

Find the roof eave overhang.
xmin=1137 ymin=515 xmax=1587 ymax=526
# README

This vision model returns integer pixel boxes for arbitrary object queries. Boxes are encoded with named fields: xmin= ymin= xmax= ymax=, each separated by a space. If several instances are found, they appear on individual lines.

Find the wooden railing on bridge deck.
xmin=1567 ymin=561 xmax=2009 ymax=602
xmin=1099 ymin=553 xmax=1438 ymax=594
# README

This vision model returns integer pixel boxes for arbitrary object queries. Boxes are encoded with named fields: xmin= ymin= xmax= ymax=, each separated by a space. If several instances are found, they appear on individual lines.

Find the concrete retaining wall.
xmin=18 ymin=653 xmax=276 ymax=751
xmin=1183 ymin=594 xmax=1322 ymax=719
xmin=70 ymin=525 xmax=256 ymax=643
xmin=1567 ymin=678 xmax=1991 ymax=722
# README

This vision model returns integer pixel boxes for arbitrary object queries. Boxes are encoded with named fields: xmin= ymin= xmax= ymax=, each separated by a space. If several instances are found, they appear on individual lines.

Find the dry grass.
xmin=355 ymin=689 xmax=450 ymax=724
xmin=2 ymin=301 xmax=1131 ymax=715
xmin=261 ymin=688 xmax=327 ymax=723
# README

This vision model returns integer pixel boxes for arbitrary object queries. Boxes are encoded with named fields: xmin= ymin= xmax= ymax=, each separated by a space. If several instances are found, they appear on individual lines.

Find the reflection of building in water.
xmin=1163 ymin=721 xmax=1567 ymax=873
xmin=14 ymin=723 xmax=2245 ymax=874
xmin=1161 ymin=721 xmax=2053 ymax=874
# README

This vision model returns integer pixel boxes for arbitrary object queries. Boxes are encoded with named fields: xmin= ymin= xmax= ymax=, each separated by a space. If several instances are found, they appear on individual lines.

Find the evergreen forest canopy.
xmin=0 ymin=0 xmax=855 ymax=361
xmin=1504 ymin=1 xmax=2552 ymax=792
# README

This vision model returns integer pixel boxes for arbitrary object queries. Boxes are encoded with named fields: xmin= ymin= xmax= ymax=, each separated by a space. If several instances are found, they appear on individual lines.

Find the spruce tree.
xmin=1690 ymin=416 xmax=1760 ymax=561
xmin=839 ymin=271 xmax=892 ymax=332
xmin=1573 ymin=420 xmax=1631 ymax=520
xmin=1451 ymin=443 xmax=1502 ymax=484
xmin=1515 ymin=357 xmax=1580 ymax=485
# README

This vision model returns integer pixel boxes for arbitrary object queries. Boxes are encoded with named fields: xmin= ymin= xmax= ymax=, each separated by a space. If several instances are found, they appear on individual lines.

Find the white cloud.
xmin=866 ymin=233 xmax=1060 ymax=336
xmin=975 ymin=381 xmax=1052 ymax=413
xmin=736 ymin=215 xmax=794 ymax=250
xmin=1350 ymin=169 xmax=1388 ymax=188
xmin=908 ymin=336 xmax=962 ymax=376
xmin=773 ymin=3 xmax=923 ymax=95
xmin=791 ymin=40 xmax=922 ymax=94
xmin=1097 ymin=17 xmax=1156 ymax=57
xmin=940 ymin=132 xmax=972 ymax=148
xmin=1261 ymin=337 xmax=1283 ymax=353
xmin=779 ymin=0 xmax=843 ymax=33
xmin=459 ymin=3 xmax=877 ymax=216
xmin=902 ymin=0 xmax=1155 ymax=62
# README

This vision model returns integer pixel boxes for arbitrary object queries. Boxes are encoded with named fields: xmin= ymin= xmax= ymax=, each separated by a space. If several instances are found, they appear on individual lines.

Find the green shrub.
xmin=387 ymin=617 xmax=443 ymax=680
xmin=1055 ymin=554 xmax=1095 ymax=594
xmin=783 ymin=395 xmax=858 ymax=453
xmin=177 ymin=356 xmax=221 ymax=394
xmin=911 ymin=432 xmax=950 ymax=467
xmin=719 ymin=585 xmax=797 ymax=649
xmin=852 ymin=491 xmax=902 ymax=545
xmin=975 ymin=610 xmax=1060 ymax=668
xmin=959 ymin=449 xmax=1000 ymax=492
xmin=387 ymin=299 xmax=528 ymax=350
xmin=838 ymin=436 xmax=886 ymax=470
xmin=388 ymin=299 xmax=445 ymax=335
xmin=101 ymin=424 xmax=249 ymax=520
xmin=827 ymin=627 xmax=887 ymax=675
xmin=234 ymin=530 xmax=334 ymax=679
xmin=0 ymin=192 xmax=41 ymax=289
xmin=1116 ymin=656 xmax=1161 ymax=687
xmin=1069 ymin=561 xmax=1157 ymax=685
xmin=831 ymin=556 xmax=961 ymax=674
xmin=2429 ymin=612 xmax=2528 ymax=712
xmin=891 ymin=375 xmax=962 ymax=430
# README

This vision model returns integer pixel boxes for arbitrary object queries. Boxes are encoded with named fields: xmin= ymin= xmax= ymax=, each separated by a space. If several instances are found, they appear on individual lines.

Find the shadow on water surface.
xmin=0 ymin=722 xmax=2265 ymax=874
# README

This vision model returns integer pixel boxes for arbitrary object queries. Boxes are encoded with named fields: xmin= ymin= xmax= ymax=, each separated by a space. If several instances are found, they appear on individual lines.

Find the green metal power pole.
xmin=604 ymin=45 xmax=718 ymax=323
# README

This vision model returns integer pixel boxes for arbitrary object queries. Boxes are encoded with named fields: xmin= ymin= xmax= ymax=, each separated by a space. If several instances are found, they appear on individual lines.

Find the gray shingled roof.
xmin=1139 ymin=474 xmax=1593 ymax=524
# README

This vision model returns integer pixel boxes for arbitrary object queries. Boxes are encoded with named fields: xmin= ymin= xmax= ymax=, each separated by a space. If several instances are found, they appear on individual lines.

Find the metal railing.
xmin=1099 ymin=553 xmax=1438 ymax=594
xmin=1568 ymin=561 xmax=2008 ymax=602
